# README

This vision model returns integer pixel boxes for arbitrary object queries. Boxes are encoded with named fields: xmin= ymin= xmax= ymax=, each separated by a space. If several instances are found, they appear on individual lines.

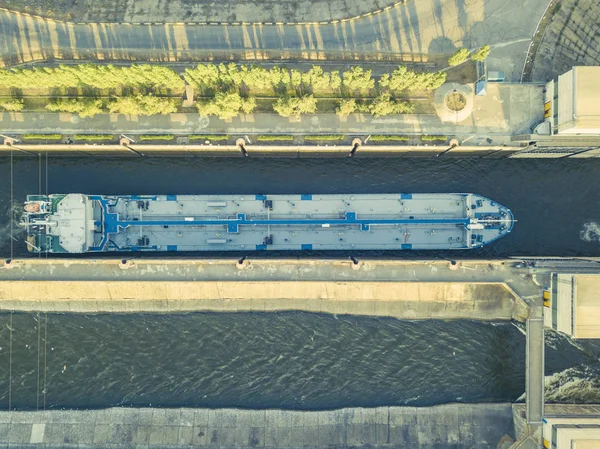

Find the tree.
xmin=471 ymin=45 xmax=491 ymax=62
xmin=0 ymin=98 xmax=24 ymax=112
xmin=273 ymin=95 xmax=317 ymax=118
xmin=108 ymin=95 xmax=177 ymax=116
xmin=342 ymin=67 xmax=374 ymax=93
xmin=336 ymin=99 xmax=357 ymax=117
xmin=184 ymin=64 xmax=221 ymax=91
xmin=369 ymin=94 xmax=414 ymax=118
xmin=379 ymin=66 xmax=447 ymax=92
xmin=46 ymin=98 xmax=104 ymax=118
xmin=448 ymin=48 xmax=470 ymax=66
xmin=197 ymin=91 xmax=256 ymax=119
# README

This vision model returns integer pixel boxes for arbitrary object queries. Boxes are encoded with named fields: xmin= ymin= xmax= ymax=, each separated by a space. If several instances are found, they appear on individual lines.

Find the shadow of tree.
xmin=428 ymin=36 xmax=456 ymax=54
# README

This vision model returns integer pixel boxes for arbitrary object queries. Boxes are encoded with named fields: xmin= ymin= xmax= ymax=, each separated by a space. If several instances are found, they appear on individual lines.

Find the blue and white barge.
xmin=22 ymin=193 xmax=514 ymax=253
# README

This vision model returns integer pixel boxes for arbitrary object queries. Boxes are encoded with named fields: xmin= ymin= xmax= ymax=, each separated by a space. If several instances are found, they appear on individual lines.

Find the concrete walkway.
xmin=0 ymin=404 xmax=515 ymax=448
xmin=0 ymin=258 xmax=538 ymax=320
xmin=0 ymin=83 xmax=544 ymax=142
xmin=0 ymin=0 xmax=551 ymax=81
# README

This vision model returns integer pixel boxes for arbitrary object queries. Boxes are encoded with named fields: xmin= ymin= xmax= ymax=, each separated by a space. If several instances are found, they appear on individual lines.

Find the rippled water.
xmin=0 ymin=312 xmax=598 ymax=411
xmin=1 ymin=156 xmax=600 ymax=257
xmin=0 ymin=156 xmax=599 ymax=411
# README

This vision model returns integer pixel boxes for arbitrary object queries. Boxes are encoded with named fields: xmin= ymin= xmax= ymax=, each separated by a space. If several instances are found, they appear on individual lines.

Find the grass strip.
xmin=22 ymin=134 xmax=62 ymax=140
xmin=74 ymin=134 xmax=114 ymax=141
xmin=304 ymin=135 xmax=344 ymax=141
xmin=138 ymin=134 xmax=175 ymax=141
xmin=256 ymin=135 xmax=294 ymax=142
xmin=421 ymin=135 xmax=447 ymax=141
xmin=188 ymin=135 xmax=228 ymax=141
xmin=368 ymin=135 xmax=410 ymax=142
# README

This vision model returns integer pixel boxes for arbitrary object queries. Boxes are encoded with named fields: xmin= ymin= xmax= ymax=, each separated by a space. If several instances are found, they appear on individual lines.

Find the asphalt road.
xmin=0 ymin=0 xmax=551 ymax=81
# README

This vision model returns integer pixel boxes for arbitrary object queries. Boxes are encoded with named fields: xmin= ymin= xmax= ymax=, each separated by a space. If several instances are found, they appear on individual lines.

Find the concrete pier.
xmin=0 ymin=404 xmax=515 ymax=449
xmin=0 ymin=259 xmax=533 ymax=320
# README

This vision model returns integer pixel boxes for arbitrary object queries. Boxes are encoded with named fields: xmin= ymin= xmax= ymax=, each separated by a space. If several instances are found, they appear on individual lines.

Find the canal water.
xmin=0 ymin=156 xmax=599 ymax=257
xmin=0 ymin=312 xmax=598 ymax=411
xmin=0 ymin=156 xmax=599 ymax=411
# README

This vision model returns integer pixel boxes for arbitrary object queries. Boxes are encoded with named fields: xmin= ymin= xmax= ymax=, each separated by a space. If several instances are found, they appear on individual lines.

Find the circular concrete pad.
xmin=433 ymin=83 xmax=474 ymax=123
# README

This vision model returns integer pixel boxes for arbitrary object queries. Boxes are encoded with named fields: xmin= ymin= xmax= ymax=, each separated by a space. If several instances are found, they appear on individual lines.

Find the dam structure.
xmin=22 ymin=193 xmax=514 ymax=253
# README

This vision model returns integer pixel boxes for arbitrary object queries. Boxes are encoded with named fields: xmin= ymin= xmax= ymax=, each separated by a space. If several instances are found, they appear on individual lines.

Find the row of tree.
xmin=195 ymin=94 xmax=414 ymax=119
xmin=44 ymin=96 xmax=178 ymax=117
xmin=0 ymin=64 xmax=185 ymax=91
xmin=184 ymin=63 xmax=446 ymax=96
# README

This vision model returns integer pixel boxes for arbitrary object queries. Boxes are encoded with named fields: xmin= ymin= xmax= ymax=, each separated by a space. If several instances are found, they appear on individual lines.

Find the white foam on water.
xmin=545 ymin=366 xmax=600 ymax=403
xmin=580 ymin=222 xmax=600 ymax=244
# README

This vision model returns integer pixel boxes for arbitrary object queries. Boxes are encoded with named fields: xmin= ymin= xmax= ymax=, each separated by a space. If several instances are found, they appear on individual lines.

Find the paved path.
xmin=526 ymin=318 xmax=544 ymax=425
xmin=0 ymin=0 xmax=551 ymax=81
xmin=0 ymin=83 xmax=544 ymax=143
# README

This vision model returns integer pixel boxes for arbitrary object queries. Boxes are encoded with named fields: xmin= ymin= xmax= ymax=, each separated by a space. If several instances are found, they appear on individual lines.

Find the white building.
xmin=542 ymin=405 xmax=600 ymax=449
xmin=544 ymin=66 xmax=600 ymax=135
xmin=544 ymin=274 xmax=600 ymax=339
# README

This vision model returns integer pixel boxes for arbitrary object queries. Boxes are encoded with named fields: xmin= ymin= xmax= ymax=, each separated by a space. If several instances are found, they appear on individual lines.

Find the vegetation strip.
xmin=305 ymin=135 xmax=345 ymax=141
xmin=73 ymin=135 xmax=114 ymax=141
xmin=256 ymin=135 xmax=295 ymax=141
xmin=1 ymin=63 xmax=450 ymax=119
xmin=188 ymin=135 xmax=228 ymax=141
xmin=369 ymin=135 xmax=410 ymax=141
xmin=22 ymin=134 xmax=62 ymax=140
xmin=138 ymin=135 xmax=175 ymax=141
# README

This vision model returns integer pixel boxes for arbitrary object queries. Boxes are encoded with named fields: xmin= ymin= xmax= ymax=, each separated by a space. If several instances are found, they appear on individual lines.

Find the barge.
xmin=22 ymin=193 xmax=514 ymax=253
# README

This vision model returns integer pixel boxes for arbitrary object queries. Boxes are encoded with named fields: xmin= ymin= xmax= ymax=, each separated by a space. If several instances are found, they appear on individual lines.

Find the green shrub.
xmin=138 ymin=135 xmax=175 ymax=141
xmin=421 ymin=135 xmax=447 ymax=141
xmin=197 ymin=91 xmax=256 ymax=119
xmin=22 ymin=134 xmax=62 ymax=140
xmin=369 ymin=94 xmax=414 ymax=117
xmin=273 ymin=95 xmax=317 ymax=118
xmin=471 ymin=45 xmax=491 ymax=62
xmin=369 ymin=135 xmax=410 ymax=142
xmin=109 ymin=95 xmax=177 ymax=116
xmin=336 ymin=99 xmax=357 ymax=117
xmin=0 ymin=98 xmax=24 ymax=112
xmin=74 ymin=134 xmax=113 ymax=141
xmin=305 ymin=135 xmax=344 ymax=141
xmin=188 ymin=135 xmax=228 ymax=141
xmin=256 ymin=135 xmax=295 ymax=141
xmin=46 ymin=98 xmax=104 ymax=118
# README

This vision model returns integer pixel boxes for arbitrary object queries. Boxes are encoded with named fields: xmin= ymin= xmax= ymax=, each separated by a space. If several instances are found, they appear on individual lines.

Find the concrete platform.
xmin=0 ymin=403 xmax=515 ymax=449
xmin=0 ymin=279 xmax=518 ymax=319
xmin=0 ymin=258 xmax=534 ymax=320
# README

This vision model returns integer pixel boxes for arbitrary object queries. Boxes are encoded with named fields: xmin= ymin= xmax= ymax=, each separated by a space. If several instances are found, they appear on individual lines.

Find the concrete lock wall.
xmin=0 ymin=280 xmax=517 ymax=319
xmin=0 ymin=404 xmax=515 ymax=448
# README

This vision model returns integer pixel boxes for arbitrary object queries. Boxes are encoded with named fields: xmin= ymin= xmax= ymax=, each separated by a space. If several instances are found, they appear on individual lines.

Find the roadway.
xmin=0 ymin=0 xmax=552 ymax=81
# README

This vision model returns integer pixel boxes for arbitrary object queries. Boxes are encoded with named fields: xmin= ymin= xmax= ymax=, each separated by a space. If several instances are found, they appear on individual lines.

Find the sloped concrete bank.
xmin=0 ymin=404 xmax=515 ymax=448
xmin=0 ymin=279 xmax=518 ymax=319
xmin=0 ymin=259 xmax=530 ymax=320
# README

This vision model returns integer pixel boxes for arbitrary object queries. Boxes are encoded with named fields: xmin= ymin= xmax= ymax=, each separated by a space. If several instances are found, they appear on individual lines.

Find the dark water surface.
xmin=1 ymin=156 xmax=599 ymax=257
xmin=0 ymin=312 xmax=525 ymax=410
xmin=0 ymin=312 xmax=598 ymax=411
xmin=0 ymin=156 xmax=599 ymax=411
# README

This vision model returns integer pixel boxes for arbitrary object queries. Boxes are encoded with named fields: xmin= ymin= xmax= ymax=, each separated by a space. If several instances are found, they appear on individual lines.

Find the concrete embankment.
xmin=0 ymin=280 xmax=517 ymax=318
xmin=0 ymin=404 xmax=515 ymax=448
xmin=0 ymin=143 xmax=522 ymax=157
xmin=0 ymin=258 xmax=532 ymax=319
